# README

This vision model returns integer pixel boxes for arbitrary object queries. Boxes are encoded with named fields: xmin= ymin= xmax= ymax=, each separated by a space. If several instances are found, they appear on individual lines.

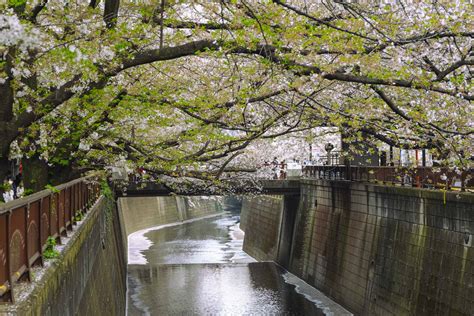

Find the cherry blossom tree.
xmin=0 ymin=1 xmax=472 ymax=196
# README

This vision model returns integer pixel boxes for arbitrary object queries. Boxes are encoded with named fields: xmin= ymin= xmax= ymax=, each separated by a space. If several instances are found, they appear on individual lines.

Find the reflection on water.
xmin=127 ymin=214 xmax=328 ymax=315
xmin=137 ymin=216 xmax=254 ymax=265
xmin=128 ymin=263 xmax=324 ymax=315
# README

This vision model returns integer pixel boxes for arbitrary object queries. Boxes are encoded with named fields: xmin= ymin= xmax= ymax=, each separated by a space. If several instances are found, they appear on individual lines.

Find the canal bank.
xmin=240 ymin=179 xmax=474 ymax=315
xmin=0 ymin=195 xmax=127 ymax=316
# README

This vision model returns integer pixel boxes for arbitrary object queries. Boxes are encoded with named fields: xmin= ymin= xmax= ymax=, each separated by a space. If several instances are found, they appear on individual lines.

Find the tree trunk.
xmin=104 ymin=0 xmax=120 ymax=28
xmin=18 ymin=156 xmax=81 ymax=195
xmin=49 ymin=164 xmax=81 ymax=186
xmin=22 ymin=155 xmax=49 ymax=193
xmin=341 ymin=131 xmax=380 ymax=166
xmin=0 ymin=156 xmax=10 ymax=201
xmin=0 ymin=156 xmax=9 ymax=180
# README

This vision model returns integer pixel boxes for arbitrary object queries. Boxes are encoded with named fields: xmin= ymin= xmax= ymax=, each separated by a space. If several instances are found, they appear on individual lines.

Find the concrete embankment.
xmin=240 ymin=195 xmax=283 ymax=261
xmin=118 ymin=196 xmax=222 ymax=252
xmin=0 ymin=196 xmax=127 ymax=316
xmin=241 ymin=180 xmax=474 ymax=315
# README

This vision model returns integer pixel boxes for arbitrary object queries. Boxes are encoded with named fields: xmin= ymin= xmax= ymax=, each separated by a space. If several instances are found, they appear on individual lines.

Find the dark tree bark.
xmin=0 ymin=49 xmax=14 ymax=122
xmin=0 ymin=82 xmax=13 ymax=122
xmin=0 ymin=157 xmax=10 ymax=201
xmin=89 ymin=0 xmax=99 ymax=8
xmin=104 ymin=0 xmax=120 ymax=28
xmin=29 ymin=0 xmax=48 ymax=22
xmin=0 ymin=48 xmax=15 ymax=199
xmin=49 ymin=164 xmax=83 ymax=186
xmin=341 ymin=131 xmax=380 ymax=166
xmin=21 ymin=155 xmax=49 ymax=193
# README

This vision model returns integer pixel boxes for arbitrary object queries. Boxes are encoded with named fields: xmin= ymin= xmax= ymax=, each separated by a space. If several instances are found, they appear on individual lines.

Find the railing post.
xmin=345 ymin=159 xmax=351 ymax=181
xmin=49 ymin=193 xmax=54 ymax=238
xmin=56 ymin=192 xmax=63 ymax=243
xmin=415 ymin=169 xmax=421 ymax=188
xmin=24 ymin=204 xmax=29 ymax=282
xmin=86 ymin=182 xmax=90 ymax=209
xmin=70 ymin=186 xmax=75 ymax=226
xmin=67 ymin=187 xmax=73 ymax=230
xmin=6 ymin=211 xmax=13 ymax=303
xmin=48 ymin=193 xmax=52 ymax=240
xmin=38 ymin=198 xmax=44 ymax=267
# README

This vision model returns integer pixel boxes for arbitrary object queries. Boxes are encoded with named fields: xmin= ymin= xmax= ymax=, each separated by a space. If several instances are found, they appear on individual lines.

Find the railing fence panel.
xmin=303 ymin=166 xmax=472 ymax=191
xmin=0 ymin=177 xmax=100 ymax=303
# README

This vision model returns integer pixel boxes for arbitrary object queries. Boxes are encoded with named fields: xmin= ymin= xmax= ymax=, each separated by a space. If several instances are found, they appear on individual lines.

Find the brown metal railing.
xmin=303 ymin=165 xmax=473 ymax=191
xmin=0 ymin=176 xmax=101 ymax=303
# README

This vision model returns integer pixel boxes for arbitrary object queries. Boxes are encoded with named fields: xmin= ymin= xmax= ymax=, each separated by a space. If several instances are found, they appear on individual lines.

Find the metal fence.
xmin=0 ymin=177 xmax=101 ymax=303
xmin=303 ymin=165 xmax=473 ymax=191
xmin=316 ymin=151 xmax=342 ymax=166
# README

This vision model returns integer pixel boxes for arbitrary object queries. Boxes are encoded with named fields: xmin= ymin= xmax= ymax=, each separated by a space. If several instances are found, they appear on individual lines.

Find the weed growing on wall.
xmin=23 ymin=188 xmax=34 ymax=196
xmin=43 ymin=237 xmax=59 ymax=259
xmin=45 ymin=184 xmax=60 ymax=193
xmin=99 ymin=180 xmax=115 ymax=233
xmin=100 ymin=180 xmax=113 ymax=200
xmin=74 ymin=211 xmax=84 ymax=222
xmin=0 ymin=182 xmax=12 ymax=192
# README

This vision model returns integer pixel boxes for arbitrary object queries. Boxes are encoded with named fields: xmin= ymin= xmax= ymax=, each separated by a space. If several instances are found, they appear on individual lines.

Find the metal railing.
xmin=303 ymin=165 xmax=473 ymax=191
xmin=0 ymin=176 xmax=101 ymax=303
xmin=316 ymin=151 xmax=342 ymax=166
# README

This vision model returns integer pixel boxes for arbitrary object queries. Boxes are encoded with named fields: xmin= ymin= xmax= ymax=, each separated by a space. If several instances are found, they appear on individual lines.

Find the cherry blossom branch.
xmin=29 ymin=0 xmax=48 ymax=23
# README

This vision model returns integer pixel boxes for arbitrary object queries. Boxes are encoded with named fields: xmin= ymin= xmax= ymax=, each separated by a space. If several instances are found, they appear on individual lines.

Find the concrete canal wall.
xmin=240 ymin=196 xmax=284 ymax=261
xmin=0 ymin=196 xmax=127 ymax=316
xmin=118 ymin=196 xmax=223 ymax=250
xmin=241 ymin=180 xmax=474 ymax=315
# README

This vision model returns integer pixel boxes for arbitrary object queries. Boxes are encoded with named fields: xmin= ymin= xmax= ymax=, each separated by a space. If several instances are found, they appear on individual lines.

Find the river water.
xmin=127 ymin=213 xmax=349 ymax=315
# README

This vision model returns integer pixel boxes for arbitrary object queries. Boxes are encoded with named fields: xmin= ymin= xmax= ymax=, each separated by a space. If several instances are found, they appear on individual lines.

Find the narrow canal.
xmin=126 ymin=208 xmax=345 ymax=315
